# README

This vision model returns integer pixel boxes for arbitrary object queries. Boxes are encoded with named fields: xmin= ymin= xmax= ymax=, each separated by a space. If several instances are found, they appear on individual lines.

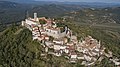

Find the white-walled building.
xmin=22 ymin=13 xmax=68 ymax=40
xmin=21 ymin=13 xmax=116 ymax=66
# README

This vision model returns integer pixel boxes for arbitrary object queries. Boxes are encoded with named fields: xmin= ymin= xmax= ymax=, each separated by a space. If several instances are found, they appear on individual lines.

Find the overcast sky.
xmin=35 ymin=0 xmax=120 ymax=3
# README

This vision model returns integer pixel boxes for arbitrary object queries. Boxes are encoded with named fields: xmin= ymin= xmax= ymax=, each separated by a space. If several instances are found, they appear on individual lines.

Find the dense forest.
xmin=0 ymin=26 xmax=85 ymax=67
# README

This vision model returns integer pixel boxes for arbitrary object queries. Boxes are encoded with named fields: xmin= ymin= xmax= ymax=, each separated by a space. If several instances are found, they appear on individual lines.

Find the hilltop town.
xmin=21 ymin=13 xmax=120 ymax=66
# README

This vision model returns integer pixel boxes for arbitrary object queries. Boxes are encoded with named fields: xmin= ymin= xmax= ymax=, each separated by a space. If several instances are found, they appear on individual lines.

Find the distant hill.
xmin=62 ymin=7 xmax=120 ymax=24
xmin=3 ymin=0 xmax=60 ymax=5
xmin=0 ymin=1 xmax=19 ymax=8
xmin=3 ymin=0 xmax=35 ymax=4
xmin=3 ymin=0 xmax=120 ymax=7
xmin=0 ymin=1 xmax=82 ymax=24
xmin=29 ymin=4 xmax=82 ymax=17
xmin=61 ymin=2 xmax=120 ymax=8
xmin=0 ymin=1 xmax=120 ymax=25
xmin=0 ymin=1 xmax=32 ymax=24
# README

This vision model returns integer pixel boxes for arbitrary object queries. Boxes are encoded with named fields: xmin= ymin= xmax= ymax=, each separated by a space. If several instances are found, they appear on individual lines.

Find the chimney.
xmin=34 ymin=13 xmax=37 ymax=20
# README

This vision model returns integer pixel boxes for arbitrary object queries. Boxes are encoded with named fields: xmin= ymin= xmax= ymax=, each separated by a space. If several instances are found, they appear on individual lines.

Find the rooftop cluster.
xmin=21 ymin=13 xmax=120 ymax=66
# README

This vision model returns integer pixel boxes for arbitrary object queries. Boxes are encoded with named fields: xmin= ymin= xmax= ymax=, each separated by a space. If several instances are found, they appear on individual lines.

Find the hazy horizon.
xmin=35 ymin=0 xmax=120 ymax=3
xmin=1 ymin=0 xmax=120 ymax=3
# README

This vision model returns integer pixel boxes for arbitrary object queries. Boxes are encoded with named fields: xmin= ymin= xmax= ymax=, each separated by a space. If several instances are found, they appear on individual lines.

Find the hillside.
xmin=0 ymin=1 xmax=120 ymax=66
xmin=0 ymin=22 xmax=120 ymax=66
xmin=0 ymin=26 xmax=84 ymax=67
xmin=62 ymin=7 xmax=120 ymax=24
